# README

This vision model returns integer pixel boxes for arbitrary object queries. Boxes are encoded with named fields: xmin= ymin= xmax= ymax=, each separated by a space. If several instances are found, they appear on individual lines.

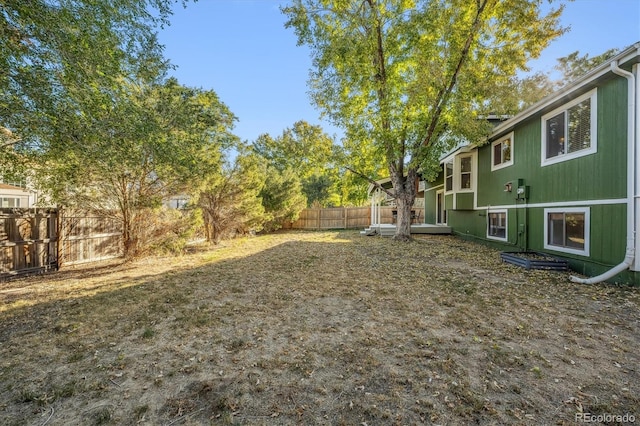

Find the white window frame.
xmin=541 ymin=89 xmax=597 ymax=167
xmin=487 ymin=209 xmax=508 ymax=241
xmin=543 ymin=207 xmax=590 ymax=256
xmin=457 ymin=153 xmax=475 ymax=193
xmin=444 ymin=160 xmax=454 ymax=193
xmin=436 ymin=189 xmax=446 ymax=225
xmin=491 ymin=132 xmax=514 ymax=171
xmin=0 ymin=197 xmax=21 ymax=208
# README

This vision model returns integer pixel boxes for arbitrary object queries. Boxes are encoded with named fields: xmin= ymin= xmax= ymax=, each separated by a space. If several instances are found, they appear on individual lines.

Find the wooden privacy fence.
xmin=0 ymin=209 xmax=58 ymax=279
xmin=59 ymin=212 xmax=122 ymax=266
xmin=0 ymin=209 xmax=123 ymax=280
xmin=285 ymin=206 xmax=424 ymax=230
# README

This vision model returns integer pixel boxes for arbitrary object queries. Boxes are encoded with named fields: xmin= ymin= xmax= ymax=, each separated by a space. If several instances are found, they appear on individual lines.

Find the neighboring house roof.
xmin=0 ymin=183 xmax=29 ymax=193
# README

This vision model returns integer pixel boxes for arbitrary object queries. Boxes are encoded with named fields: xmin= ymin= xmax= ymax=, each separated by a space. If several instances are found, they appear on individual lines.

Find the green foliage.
xmin=0 ymin=0 xmax=185 ymax=153
xmin=198 ymin=150 xmax=267 ymax=244
xmin=555 ymin=48 xmax=621 ymax=83
xmin=500 ymin=48 xmax=623 ymax=113
xmin=254 ymin=120 xmax=349 ymax=207
xmin=150 ymin=208 xmax=203 ymax=256
xmin=283 ymin=0 xmax=566 ymax=238
xmin=45 ymin=78 xmax=236 ymax=257
xmin=259 ymin=166 xmax=307 ymax=232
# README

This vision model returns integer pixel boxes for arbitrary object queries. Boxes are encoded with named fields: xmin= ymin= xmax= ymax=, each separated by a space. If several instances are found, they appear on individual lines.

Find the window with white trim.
xmin=544 ymin=207 xmax=590 ymax=256
xmin=487 ymin=210 xmax=507 ymax=241
xmin=444 ymin=160 xmax=453 ymax=192
xmin=491 ymin=132 xmax=513 ymax=171
xmin=0 ymin=197 xmax=21 ymax=208
xmin=458 ymin=154 xmax=473 ymax=191
xmin=541 ymin=89 xmax=597 ymax=166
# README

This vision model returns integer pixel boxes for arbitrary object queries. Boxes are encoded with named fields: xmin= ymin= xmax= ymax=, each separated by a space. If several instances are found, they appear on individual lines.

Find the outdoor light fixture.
xmin=504 ymin=182 xmax=513 ymax=192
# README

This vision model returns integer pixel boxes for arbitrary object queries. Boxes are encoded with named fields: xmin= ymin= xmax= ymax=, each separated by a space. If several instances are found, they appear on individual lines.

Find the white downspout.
xmin=634 ymin=62 xmax=640 ymax=272
xmin=571 ymin=60 xmax=636 ymax=284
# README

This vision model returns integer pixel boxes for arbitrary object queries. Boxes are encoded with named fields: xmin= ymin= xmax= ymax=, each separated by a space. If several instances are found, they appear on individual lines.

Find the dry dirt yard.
xmin=0 ymin=230 xmax=638 ymax=425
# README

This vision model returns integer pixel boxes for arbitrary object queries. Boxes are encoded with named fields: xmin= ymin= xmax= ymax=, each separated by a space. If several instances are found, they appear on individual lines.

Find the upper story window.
xmin=491 ymin=132 xmax=514 ymax=171
xmin=541 ymin=89 xmax=597 ymax=166
xmin=445 ymin=161 xmax=453 ymax=192
xmin=458 ymin=154 xmax=473 ymax=191
xmin=443 ymin=151 xmax=476 ymax=194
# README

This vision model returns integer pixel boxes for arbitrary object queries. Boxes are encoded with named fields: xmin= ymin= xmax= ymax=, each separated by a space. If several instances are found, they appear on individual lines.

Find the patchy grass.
xmin=0 ymin=230 xmax=638 ymax=425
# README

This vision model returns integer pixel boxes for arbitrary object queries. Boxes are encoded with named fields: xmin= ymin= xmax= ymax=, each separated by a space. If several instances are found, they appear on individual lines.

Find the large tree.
xmin=47 ymin=78 xmax=236 ymax=257
xmin=198 ymin=150 xmax=267 ymax=244
xmin=283 ymin=0 xmax=565 ymax=240
xmin=253 ymin=120 xmax=341 ymax=207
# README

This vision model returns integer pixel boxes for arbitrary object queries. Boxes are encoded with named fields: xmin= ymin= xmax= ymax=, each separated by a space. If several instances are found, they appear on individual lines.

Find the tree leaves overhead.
xmin=0 ymin=0 xmax=185 ymax=151
xmin=554 ymin=48 xmax=621 ymax=83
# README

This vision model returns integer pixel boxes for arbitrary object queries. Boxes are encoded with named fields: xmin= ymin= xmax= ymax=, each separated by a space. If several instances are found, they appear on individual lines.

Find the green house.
xmin=423 ymin=42 xmax=640 ymax=285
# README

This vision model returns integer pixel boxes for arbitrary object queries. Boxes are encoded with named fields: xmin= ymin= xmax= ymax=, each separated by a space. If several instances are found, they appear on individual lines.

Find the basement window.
xmin=487 ymin=210 xmax=507 ymax=241
xmin=544 ymin=207 xmax=590 ymax=256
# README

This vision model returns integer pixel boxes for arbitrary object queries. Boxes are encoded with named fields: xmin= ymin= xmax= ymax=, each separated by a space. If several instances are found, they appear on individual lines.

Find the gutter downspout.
xmin=571 ymin=61 xmax=636 ymax=284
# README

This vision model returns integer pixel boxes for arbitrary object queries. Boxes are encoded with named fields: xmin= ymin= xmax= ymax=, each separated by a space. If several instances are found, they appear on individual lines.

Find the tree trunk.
xmin=391 ymin=169 xmax=417 ymax=241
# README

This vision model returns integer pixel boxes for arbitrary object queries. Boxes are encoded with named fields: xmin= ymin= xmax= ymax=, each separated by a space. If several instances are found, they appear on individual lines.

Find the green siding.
xmin=445 ymin=194 xmax=454 ymax=211
xmin=455 ymin=192 xmax=474 ymax=210
xmin=426 ymin=74 xmax=638 ymax=284
xmin=478 ymin=77 xmax=628 ymax=208
xmin=424 ymin=188 xmax=437 ymax=224
xmin=448 ymin=210 xmax=486 ymax=239
xmin=423 ymin=170 xmax=445 ymax=224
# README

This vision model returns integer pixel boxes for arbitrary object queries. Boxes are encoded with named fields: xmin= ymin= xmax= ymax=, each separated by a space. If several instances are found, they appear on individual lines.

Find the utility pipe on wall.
xmin=570 ymin=61 xmax=636 ymax=284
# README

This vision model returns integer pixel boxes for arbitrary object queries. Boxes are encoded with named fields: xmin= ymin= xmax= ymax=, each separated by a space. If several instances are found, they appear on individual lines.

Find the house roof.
xmin=490 ymin=41 xmax=640 ymax=141
xmin=437 ymin=42 xmax=640 ymax=164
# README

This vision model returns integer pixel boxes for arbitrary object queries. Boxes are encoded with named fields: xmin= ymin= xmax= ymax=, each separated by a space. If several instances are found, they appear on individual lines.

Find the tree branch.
xmin=421 ymin=0 xmax=491 ymax=148
xmin=345 ymin=166 xmax=394 ymax=198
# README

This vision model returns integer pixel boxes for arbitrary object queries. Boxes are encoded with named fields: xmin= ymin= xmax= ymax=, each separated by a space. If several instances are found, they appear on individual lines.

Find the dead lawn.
xmin=0 ymin=230 xmax=638 ymax=425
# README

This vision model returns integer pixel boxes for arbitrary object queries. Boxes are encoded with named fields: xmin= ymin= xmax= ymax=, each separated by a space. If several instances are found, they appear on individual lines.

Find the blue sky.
xmin=157 ymin=0 xmax=640 ymax=144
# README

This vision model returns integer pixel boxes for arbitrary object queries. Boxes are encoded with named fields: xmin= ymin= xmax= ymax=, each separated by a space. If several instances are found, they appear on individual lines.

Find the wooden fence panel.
xmin=1 ymin=209 xmax=123 ymax=280
xmin=59 ymin=213 xmax=122 ymax=266
xmin=0 ymin=209 xmax=58 ymax=279
xmin=287 ymin=206 xmax=424 ymax=230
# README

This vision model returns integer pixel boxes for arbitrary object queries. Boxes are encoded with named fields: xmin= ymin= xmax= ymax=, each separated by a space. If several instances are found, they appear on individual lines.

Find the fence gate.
xmin=58 ymin=212 xmax=122 ymax=266
xmin=0 ymin=209 xmax=59 ymax=280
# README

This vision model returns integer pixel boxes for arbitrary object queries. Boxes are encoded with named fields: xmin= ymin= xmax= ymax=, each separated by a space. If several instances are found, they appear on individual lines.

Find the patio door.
xmin=436 ymin=190 xmax=446 ymax=224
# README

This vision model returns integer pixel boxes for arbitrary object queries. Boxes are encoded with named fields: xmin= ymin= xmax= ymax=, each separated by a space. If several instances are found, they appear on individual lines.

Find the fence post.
xmin=344 ymin=207 xmax=348 ymax=229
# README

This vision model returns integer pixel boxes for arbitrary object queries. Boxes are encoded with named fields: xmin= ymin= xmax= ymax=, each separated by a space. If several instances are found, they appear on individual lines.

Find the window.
xmin=0 ymin=197 xmax=21 ymax=208
xmin=445 ymin=161 xmax=453 ymax=192
xmin=542 ymin=89 xmax=597 ymax=166
xmin=544 ymin=207 xmax=590 ymax=256
xmin=459 ymin=155 xmax=473 ymax=190
xmin=487 ymin=210 xmax=507 ymax=241
xmin=491 ymin=132 xmax=513 ymax=171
